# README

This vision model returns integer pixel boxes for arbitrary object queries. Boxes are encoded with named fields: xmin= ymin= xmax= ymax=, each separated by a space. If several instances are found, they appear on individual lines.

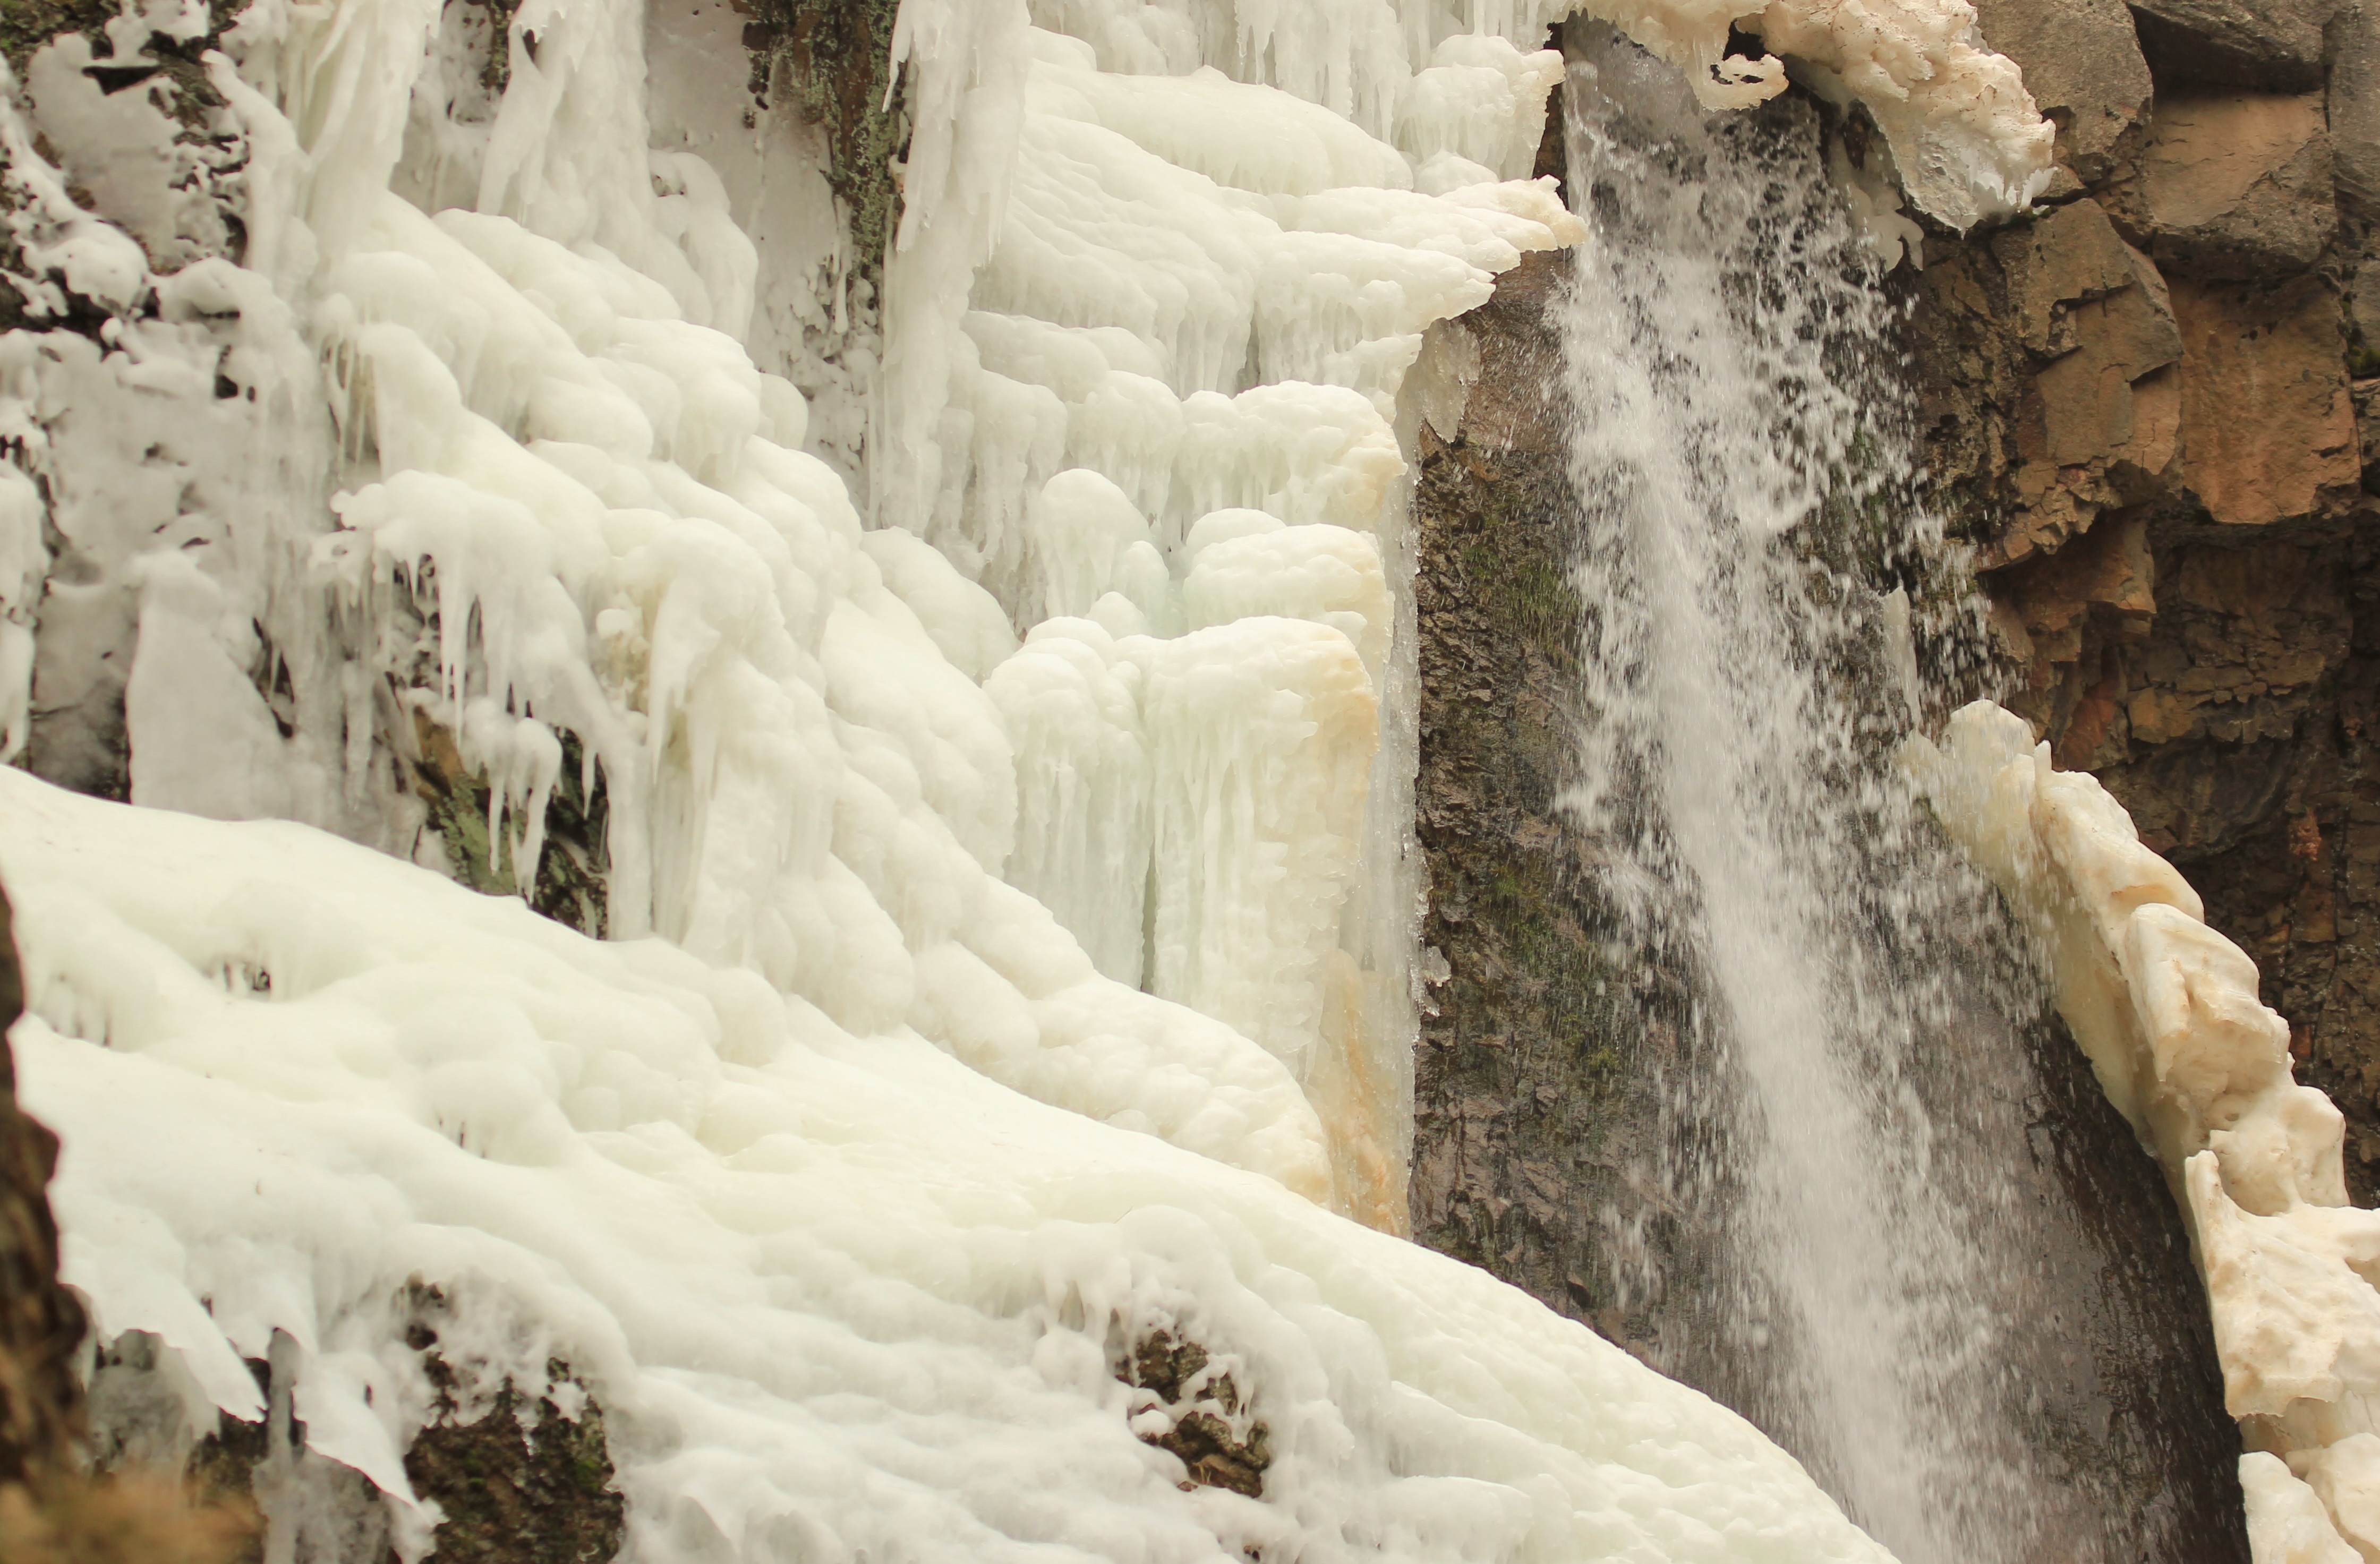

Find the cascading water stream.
xmin=1555 ymin=25 xmax=2068 ymax=1561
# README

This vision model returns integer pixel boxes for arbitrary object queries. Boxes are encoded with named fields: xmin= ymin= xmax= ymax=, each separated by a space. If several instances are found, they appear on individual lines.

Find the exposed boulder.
xmin=2111 ymin=92 xmax=2337 ymax=279
xmin=1973 ymin=0 xmax=2154 ymax=185
xmin=1913 ymin=199 xmax=2182 ymax=567
xmin=2328 ymin=0 xmax=2380 ymax=218
xmin=400 ymin=1362 xmax=626 ymax=1564
xmin=2127 ymin=0 xmax=2341 ymax=92
xmin=1115 ymin=1331 xmax=1269 ymax=1499
xmin=2173 ymin=274 xmax=2360 ymax=526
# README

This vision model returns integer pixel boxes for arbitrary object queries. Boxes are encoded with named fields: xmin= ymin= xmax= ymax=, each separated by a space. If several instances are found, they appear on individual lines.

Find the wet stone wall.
xmin=1407 ymin=209 xmax=2250 ymax=1564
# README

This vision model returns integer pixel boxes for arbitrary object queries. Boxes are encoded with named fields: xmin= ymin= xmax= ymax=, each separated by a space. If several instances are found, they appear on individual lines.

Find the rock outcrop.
xmin=1918 ymin=0 xmax=2380 ymax=1223
xmin=1409 ymin=249 xmax=1690 ymax=1355
xmin=1906 ymin=0 xmax=2380 ymax=1548
xmin=1409 ymin=178 xmax=2249 ymax=1564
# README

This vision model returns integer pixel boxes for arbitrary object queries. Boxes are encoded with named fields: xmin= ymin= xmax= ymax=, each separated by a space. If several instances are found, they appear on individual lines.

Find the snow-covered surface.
xmin=3 ymin=765 xmax=1898 ymax=1562
xmin=0 ymin=0 xmax=2057 ymax=1551
xmin=1907 ymin=702 xmax=2380 ymax=1562
xmin=1507 ymin=0 xmax=2050 ymax=227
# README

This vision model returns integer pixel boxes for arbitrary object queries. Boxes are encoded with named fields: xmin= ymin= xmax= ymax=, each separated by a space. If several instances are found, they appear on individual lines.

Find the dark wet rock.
xmin=1116 ymin=1331 xmax=1268 ymax=1499
xmin=405 ymin=708 xmax=611 ymax=938
xmin=402 ymin=1359 xmax=625 ymax=1564
xmin=1407 ymin=250 xmax=1693 ymax=1363
xmin=1413 ymin=229 xmax=2251 ymax=1560
xmin=2126 ymin=0 xmax=2341 ymax=93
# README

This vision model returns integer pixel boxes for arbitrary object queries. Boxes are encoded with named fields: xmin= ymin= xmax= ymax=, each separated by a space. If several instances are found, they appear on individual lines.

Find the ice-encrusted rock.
xmin=1909 ymin=700 xmax=2380 ymax=1558
xmin=1970 ymin=0 xmax=2153 ymax=185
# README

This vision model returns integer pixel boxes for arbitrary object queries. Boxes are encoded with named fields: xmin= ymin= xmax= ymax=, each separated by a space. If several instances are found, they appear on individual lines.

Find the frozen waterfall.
xmin=0 ymin=0 xmax=2105 ymax=1554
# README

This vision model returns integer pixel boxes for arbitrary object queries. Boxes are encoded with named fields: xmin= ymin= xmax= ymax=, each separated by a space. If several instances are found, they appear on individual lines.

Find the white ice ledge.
xmin=1908 ymin=701 xmax=2380 ymax=1561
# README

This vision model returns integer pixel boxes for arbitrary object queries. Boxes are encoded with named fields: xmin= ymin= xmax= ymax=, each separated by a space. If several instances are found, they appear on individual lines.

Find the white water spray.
xmin=1557 ymin=25 xmax=2049 ymax=1561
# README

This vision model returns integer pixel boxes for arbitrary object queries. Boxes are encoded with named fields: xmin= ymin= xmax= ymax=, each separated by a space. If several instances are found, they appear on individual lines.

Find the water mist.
xmin=1557 ymin=24 xmax=2083 ymax=1560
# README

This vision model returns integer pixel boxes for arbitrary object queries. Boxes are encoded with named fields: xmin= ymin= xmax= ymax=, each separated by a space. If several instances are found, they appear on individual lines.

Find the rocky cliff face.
xmin=1408 ymin=52 xmax=2251 ymax=1563
xmin=1917 ymin=0 xmax=2380 ymax=1205
xmin=1409 ymin=241 xmax=2253 ymax=1564
xmin=1408 ymin=249 xmax=1688 ymax=1349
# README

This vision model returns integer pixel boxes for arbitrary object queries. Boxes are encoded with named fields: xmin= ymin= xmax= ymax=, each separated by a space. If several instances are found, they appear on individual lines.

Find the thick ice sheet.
xmin=3 ymin=767 xmax=1891 ymax=1564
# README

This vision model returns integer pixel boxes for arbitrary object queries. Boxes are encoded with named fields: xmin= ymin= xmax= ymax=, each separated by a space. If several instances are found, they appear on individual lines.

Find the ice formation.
xmin=1908 ymin=703 xmax=2380 ymax=1562
xmin=0 ymin=0 xmax=2057 ymax=1548
xmin=3 ymin=765 xmax=1924 ymax=1561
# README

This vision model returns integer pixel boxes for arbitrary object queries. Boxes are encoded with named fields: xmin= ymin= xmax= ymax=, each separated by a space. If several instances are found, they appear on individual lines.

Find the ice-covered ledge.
xmin=1908 ymin=701 xmax=2380 ymax=1560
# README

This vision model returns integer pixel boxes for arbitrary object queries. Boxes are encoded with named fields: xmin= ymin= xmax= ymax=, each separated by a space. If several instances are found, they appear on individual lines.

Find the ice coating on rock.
xmin=2 ymin=766 xmax=1898 ymax=1563
xmin=0 ymin=0 xmax=2058 ymax=1549
xmin=855 ymin=13 xmax=1596 ymax=1220
xmin=2243 ymin=1453 xmax=2366 ymax=1564
xmin=1907 ymin=700 xmax=2380 ymax=1557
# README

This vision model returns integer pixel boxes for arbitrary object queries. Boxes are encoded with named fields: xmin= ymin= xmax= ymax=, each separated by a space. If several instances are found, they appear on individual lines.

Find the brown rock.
xmin=2353 ymin=378 xmax=2380 ymax=481
xmin=2031 ymin=507 xmax=2159 ymax=622
xmin=1995 ymin=507 xmax=2161 ymax=733
xmin=2174 ymin=274 xmax=2359 ymax=525
xmin=2121 ymin=92 xmax=2336 ymax=280
xmin=1972 ymin=0 xmax=2155 ymax=184
xmin=2030 ymin=290 xmax=2181 ymax=464
xmin=2330 ymin=0 xmax=2380 ymax=219
xmin=1998 ymin=199 xmax=2153 ymax=355
xmin=2127 ymin=0 xmax=2341 ymax=92
xmin=1983 ymin=202 xmax=2185 ymax=564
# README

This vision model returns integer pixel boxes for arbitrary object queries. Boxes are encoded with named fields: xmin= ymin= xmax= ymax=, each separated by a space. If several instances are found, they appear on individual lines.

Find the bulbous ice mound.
xmin=1908 ymin=702 xmax=2380 ymax=1559
xmin=1577 ymin=0 xmax=2055 ymax=226
xmin=0 ymin=768 xmax=1895 ymax=1564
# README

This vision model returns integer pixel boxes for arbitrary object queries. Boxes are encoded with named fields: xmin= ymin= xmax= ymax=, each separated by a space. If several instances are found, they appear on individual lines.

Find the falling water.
xmin=1555 ymin=25 xmax=2059 ymax=1561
